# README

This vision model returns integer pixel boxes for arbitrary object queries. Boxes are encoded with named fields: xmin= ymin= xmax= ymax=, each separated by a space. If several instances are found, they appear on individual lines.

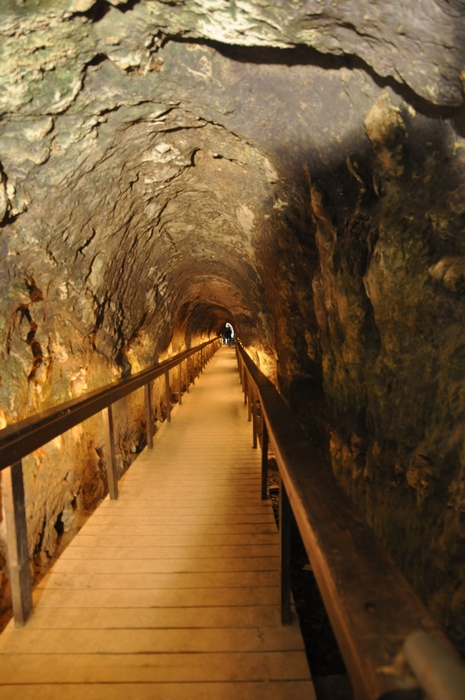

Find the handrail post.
xmin=261 ymin=421 xmax=269 ymax=501
xmin=186 ymin=358 xmax=190 ymax=393
xmin=102 ymin=405 xmax=118 ymax=500
xmin=243 ymin=368 xmax=247 ymax=405
xmin=280 ymin=477 xmax=292 ymax=625
xmin=251 ymin=387 xmax=258 ymax=448
xmin=165 ymin=370 xmax=171 ymax=422
xmin=247 ymin=378 xmax=252 ymax=422
xmin=178 ymin=362 xmax=182 ymax=405
xmin=144 ymin=381 xmax=153 ymax=449
xmin=3 ymin=460 xmax=33 ymax=626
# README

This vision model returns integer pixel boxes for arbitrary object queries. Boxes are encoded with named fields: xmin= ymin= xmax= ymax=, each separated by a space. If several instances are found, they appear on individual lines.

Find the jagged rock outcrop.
xmin=1 ymin=0 xmax=465 ymax=653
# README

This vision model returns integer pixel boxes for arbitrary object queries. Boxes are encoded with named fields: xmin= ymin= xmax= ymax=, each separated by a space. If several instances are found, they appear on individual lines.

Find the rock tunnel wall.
xmin=1 ymin=0 xmax=465 ymax=651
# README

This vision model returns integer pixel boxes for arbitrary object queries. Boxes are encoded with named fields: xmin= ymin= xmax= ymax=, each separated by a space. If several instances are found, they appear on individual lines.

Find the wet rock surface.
xmin=1 ymin=0 xmax=465 ymax=657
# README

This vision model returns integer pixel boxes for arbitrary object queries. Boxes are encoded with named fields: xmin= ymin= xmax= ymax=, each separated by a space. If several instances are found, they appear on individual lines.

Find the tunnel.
xmin=1 ymin=0 xmax=465 ymax=667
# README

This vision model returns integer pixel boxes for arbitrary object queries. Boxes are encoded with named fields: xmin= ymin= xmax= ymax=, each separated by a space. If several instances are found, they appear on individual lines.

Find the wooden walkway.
xmin=0 ymin=346 xmax=315 ymax=699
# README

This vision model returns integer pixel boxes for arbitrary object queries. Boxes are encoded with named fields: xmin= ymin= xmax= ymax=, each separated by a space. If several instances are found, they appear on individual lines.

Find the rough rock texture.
xmin=1 ymin=0 xmax=465 ymax=654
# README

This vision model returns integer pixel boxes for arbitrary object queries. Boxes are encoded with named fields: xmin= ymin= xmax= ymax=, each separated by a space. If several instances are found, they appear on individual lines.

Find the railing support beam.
xmin=252 ymin=388 xmax=258 ymax=448
xmin=261 ymin=422 xmax=269 ymax=501
xmin=144 ymin=381 xmax=153 ymax=449
xmin=3 ymin=460 xmax=33 ymax=626
xmin=102 ymin=405 xmax=118 ymax=500
xmin=279 ymin=477 xmax=292 ymax=625
xmin=247 ymin=380 xmax=252 ymax=422
xmin=165 ymin=370 xmax=171 ymax=423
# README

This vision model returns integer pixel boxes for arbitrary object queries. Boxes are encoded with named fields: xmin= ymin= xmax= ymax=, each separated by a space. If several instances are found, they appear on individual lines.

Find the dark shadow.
xmin=165 ymin=37 xmax=465 ymax=126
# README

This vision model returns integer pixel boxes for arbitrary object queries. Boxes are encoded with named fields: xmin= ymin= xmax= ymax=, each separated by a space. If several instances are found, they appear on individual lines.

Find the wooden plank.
xmin=97 ymin=497 xmax=270 ymax=506
xmin=116 ymin=475 xmax=263 ymax=484
xmin=118 ymin=469 xmax=261 ymax=476
xmin=95 ymin=506 xmax=274 ymax=516
xmin=57 ymin=545 xmax=280 ymax=560
xmin=115 ymin=484 xmax=262 ymax=493
xmin=70 ymin=534 xmax=279 ymax=547
xmin=0 ymin=651 xmax=310 ymax=683
xmin=109 ymin=492 xmax=266 ymax=500
xmin=0 ymin=624 xmax=305 ymax=654
xmin=32 ymin=586 xmax=280 ymax=609
xmin=94 ymin=485 xmax=263 ymax=494
xmin=116 ymin=476 xmax=262 ymax=485
xmin=120 ymin=463 xmax=261 ymax=472
xmin=0 ymin=681 xmax=315 ymax=700
xmin=35 ymin=570 xmax=280 ymax=590
xmin=86 ymin=513 xmax=275 ymax=525
xmin=11 ymin=605 xmax=282 ymax=631
xmin=110 ymin=493 xmax=264 ymax=502
xmin=78 ymin=523 xmax=277 ymax=536
xmin=50 ymin=557 xmax=279 ymax=575
xmin=111 ymin=494 xmax=264 ymax=503
xmin=129 ymin=456 xmax=261 ymax=466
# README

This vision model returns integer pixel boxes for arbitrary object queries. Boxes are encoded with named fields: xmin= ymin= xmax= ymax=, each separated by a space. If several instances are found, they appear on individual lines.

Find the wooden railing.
xmin=0 ymin=337 xmax=221 ymax=626
xmin=236 ymin=341 xmax=465 ymax=700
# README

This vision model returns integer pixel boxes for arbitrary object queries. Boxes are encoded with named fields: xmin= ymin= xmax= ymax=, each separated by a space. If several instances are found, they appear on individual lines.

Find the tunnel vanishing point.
xmin=1 ymin=0 xmax=465 ymax=658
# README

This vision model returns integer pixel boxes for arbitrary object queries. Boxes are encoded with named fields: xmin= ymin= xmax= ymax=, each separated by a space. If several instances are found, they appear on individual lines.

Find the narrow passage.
xmin=0 ymin=346 xmax=314 ymax=699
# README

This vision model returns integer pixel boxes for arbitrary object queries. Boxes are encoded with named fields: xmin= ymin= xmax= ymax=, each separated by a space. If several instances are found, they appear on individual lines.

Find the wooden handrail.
xmin=236 ymin=341 xmax=462 ymax=700
xmin=1 ymin=337 xmax=220 ymax=627
xmin=0 ymin=338 xmax=219 ymax=472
